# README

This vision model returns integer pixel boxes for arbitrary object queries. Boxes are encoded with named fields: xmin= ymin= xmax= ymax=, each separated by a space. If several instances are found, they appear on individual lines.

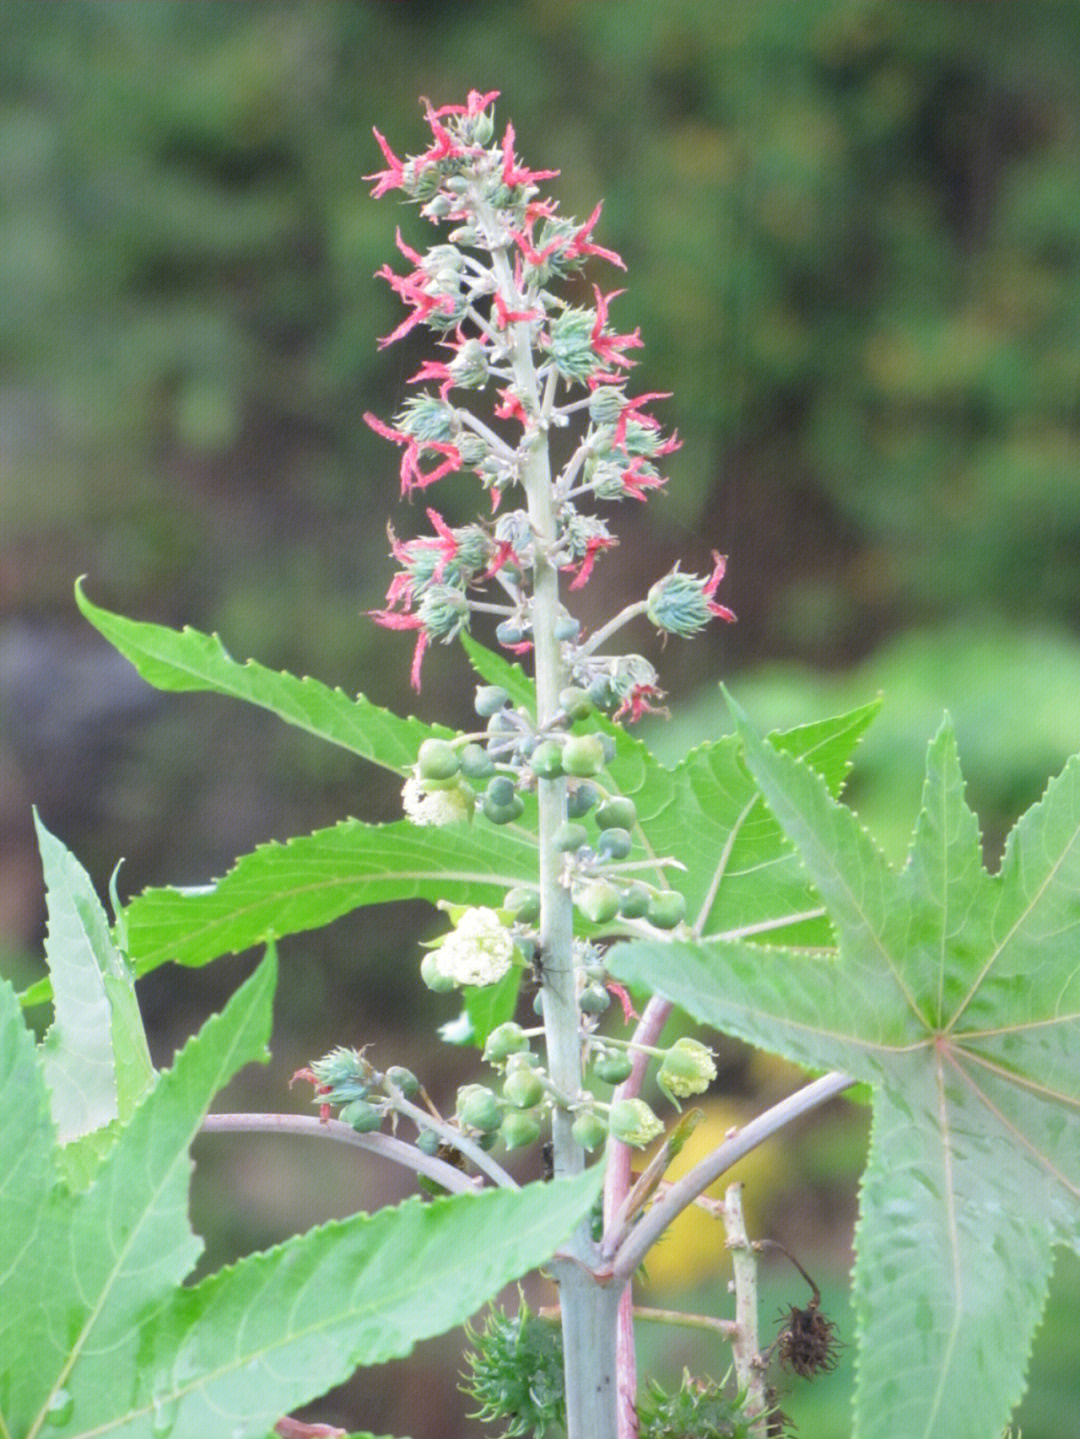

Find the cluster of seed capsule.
xmin=411 ymin=680 xmax=688 ymax=934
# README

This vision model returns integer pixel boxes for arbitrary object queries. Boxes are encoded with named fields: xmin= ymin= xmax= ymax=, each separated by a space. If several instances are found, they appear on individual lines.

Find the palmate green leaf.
xmin=611 ymin=706 xmax=1080 ymax=1439
xmin=122 ymin=816 xmax=539 ymax=974
xmin=605 ymin=698 xmax=880 ymax=947
xmin=75 ymin=581 xmax=451 ymax=776
xmin=1 ymin=951 xmax=275 ymax=1436
xmin=34 ymin=814 xmax=154 ymax=1160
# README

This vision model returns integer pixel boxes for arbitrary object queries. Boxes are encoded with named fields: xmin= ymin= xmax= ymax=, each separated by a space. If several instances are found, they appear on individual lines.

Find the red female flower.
xmin=501 ymin=122 xmax=560 ymax=189
xmin=364 ymin=413 xmax=462 ymax=495
xmin=590 ymin=287 xmax=643 ymax=378
xmin=365 ymin=129 xmax=407 ymax=198
xmin=566 ymin=202 xmax=626 ymax=270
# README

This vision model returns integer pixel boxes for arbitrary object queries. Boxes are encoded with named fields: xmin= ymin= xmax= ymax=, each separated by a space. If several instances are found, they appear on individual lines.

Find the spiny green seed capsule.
xmin=566 ymin=781 xmax=599 ymax=818
xmin=501 ymin=1109 xmax=542 ymax=1149
xmin=503 ymin=887 xmax=540 ymax=925
xmin=553 ymin=821 xmax=590 ymax=853
xmin=578 ymin=982 xmax=611 ymax=1015
xmin=475 ymin=685 xmax=510 ymax=717
xmin=577 ymin=880 xmax=620 ymax=925
xmin=530 ymin=739 xmax=564 ymax=779
xmin=596 ymin=827 xmax=632 ymax=860
xmin=594 ymin=1050 xmax=634 ymax=1085
xmin=417 ymin=738 xmax=460 ymax=781
xmin=484 ymin=1021 xmax=530 ymax=1063
xmin=558 ymin=686 xmax=593 ymax=721
xmin=503 ymin=1067 xmax=545 ymax=1110
xmin=595 ymin=796 xmax=637 ymax=831
xmin=383 ymin=1065 xmax=420 ymax=1098
xmin=647 ymin=890 xmax=687 ymax=929
xmin=571 ymin=1111 xmax=608 ymax=1152
xmin=608 ymin=1097 xmax=664 ymax=1148
xmin=561 ymin=733 xmax=606 ymax=777
xmin=458 ymin=1087 xmax=503 ymax=1133
xmin=460 ymin=742 xmax=495 ymax=779
xmin=619 ymin=882 xmax=652 ymax=919
xmin=340 ymin=1099 xmax=384 ymax=1133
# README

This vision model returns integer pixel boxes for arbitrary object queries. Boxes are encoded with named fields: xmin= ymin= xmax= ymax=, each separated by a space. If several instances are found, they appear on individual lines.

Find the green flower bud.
xmin=553 ymin=821 xmax=589 ymax=853
xmin=561 ymin=733 xmax=606 ymax=777
xmin=475 ymin=685 xmax=510 ymax=717
xmin=618 ymin=882 xmax=652 ymax=919
xmin=460 ymin=742 xmax=495 ymax=779
xmin=418 ymin=738 xmax=461 ymax=781
xmin=340 ymin=1099 xmax=384 ymax=1133
xmin=608 ymin=1097 xmax=664 ymax=1149
xmin=577 ymin=880 xmax=620 ymax=926
xmin=594 ymin=1050 xmax=634 ymax=1085
xmin=572 ymin=1111 xmax=608 ymax=1152
xmin=415 ymin=1126 xmax=441 ymax=1156
xmin=458 ymin=1086 xmax=503 ymax=1133
xmin=486 ymin=775 xmax=517 ymax=807
xmin=566 ymin=781 xmax=599 ymax=818
xmin=503 ymin=887 xmax=541 ymax=925
xmin=503 ymin=1068 xmax=545 ymax=1110
xmin=483 ymin=1021 xmax=530 ymax=1063
xmin=501 ymin=1109 xmax=543 ymax=1150
xmin=483 ymin=793 xmax=525 ymax=825
xmin=596 ymin=827 xmax=632 ymax=861
xmin=496 ymin=619 xmax=529 ymax=646
xmin=531 ymin=739 xmax=564 ymax=779
xmin=555 ymin=615 xmax=582 ymax=642
xmin=384 ymin=1065 xmax=420 ymax=1098
xmin=558 ymin=686 xmax=593 ymax=721
xmin=658 ymin=1037 xmax=718 ymax=1103
xmin=578 ymin=982 xmax=611 ymax=1015
xmin=420 ymin=952 xmax=457 ymax=992
xmin=647 ymin=890 xmax=686 ymax=929
xmin=595 ymin=797 xmax=637 ymax=831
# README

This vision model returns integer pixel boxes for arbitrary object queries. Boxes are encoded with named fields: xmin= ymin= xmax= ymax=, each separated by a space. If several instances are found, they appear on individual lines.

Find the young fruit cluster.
xmin=291 ymin=1047 xmax=421 ymax=1135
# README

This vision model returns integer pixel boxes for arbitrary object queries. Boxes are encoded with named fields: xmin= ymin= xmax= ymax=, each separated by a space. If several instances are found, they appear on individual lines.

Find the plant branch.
xmin=722 ymin=1182 xmax=768 ymax=1437
xmin=199 ymin=1112 xmax=482 ymax=1194
xmin=607 ymin=1071 xmax=855 ymax=1279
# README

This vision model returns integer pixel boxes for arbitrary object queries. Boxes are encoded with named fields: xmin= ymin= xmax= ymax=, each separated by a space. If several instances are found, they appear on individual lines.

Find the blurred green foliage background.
xmin=3 ymin=2 xmax=1080 ymax=1435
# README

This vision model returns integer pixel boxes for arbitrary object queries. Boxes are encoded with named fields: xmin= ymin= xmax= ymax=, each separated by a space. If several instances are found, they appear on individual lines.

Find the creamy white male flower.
xmin=436 ymin=907 xmax=514 ymax=987
xmin=401 ymin=775 xmax=471 ymax=825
